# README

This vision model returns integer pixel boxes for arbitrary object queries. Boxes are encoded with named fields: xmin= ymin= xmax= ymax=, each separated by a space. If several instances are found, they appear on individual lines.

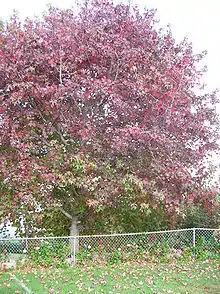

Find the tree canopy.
xmin=0 ymin=0 xmax=219 ymax=234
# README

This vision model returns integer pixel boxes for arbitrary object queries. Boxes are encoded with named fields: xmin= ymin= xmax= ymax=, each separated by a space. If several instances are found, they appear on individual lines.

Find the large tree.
xmin=0 ymin=0 xmax=219 ymax=235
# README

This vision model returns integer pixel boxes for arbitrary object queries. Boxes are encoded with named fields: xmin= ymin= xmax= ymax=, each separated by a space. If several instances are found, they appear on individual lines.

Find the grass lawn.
xmin=0 ymin=260 xmax=219 ymax=293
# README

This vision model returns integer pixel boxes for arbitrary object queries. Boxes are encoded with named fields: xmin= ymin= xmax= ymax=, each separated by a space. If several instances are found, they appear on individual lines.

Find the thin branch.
xmin=54 ymin=128 xmax=69 ymax=146
xmin=68 ymin=94 xmax=83 ymax=115
xmin=149 ymin=93 xmax=159 ymax=102
xmin=114 ymin=62 xmax=120 ymax=81
xmin=59 ymin=47 xmax=63 ymax=85
xmin=58 ymin=207 xmax=72 ymax=220
xmin=114 ymin=52 xmax=120 ymax=81
xmin=167 ymin=72 xmax=184 ymax=119
xmin=30 ymin=97 xmax=71 ymax=147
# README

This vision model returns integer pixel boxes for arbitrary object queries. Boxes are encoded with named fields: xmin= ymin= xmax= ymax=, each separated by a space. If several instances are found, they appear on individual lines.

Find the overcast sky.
xmin=1 ymin=0 xmax=220 ymax=93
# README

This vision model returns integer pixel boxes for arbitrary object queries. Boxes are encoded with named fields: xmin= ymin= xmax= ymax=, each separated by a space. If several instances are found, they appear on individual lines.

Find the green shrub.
xmin=29 ymin=241 xmax=69 ymax=268
xmin=181 ymin=206 xmax=218 ymax=229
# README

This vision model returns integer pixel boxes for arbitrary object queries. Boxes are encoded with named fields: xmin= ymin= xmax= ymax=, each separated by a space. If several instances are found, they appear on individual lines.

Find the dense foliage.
xmin=0 ymin=0 xmax=219 ymax=235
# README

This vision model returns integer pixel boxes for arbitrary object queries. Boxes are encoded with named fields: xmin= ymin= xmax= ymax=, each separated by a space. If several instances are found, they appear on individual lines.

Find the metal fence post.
xmin=193 ymin=228 xmax=196 ymax=247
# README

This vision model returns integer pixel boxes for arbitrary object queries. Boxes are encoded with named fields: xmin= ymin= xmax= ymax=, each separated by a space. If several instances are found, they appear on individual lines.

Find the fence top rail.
xmin=193 ymin=228 xmax=220 ymax=231
xmin=0 ymin=227 xmax=219 ymax=242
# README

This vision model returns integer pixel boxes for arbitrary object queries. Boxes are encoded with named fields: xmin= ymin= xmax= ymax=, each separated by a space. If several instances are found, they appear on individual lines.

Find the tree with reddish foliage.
xmin=0 ymin=1 xmax=219 ymax=235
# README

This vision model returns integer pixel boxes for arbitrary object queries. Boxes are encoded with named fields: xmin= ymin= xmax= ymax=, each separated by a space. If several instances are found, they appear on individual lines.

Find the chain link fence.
xmin=0 ymin=228 xmax=219 ymax=266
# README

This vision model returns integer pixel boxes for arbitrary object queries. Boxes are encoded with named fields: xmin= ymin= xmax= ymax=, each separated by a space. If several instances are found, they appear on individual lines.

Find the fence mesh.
xmin=0 ymin=228 xmax=219 ymax=266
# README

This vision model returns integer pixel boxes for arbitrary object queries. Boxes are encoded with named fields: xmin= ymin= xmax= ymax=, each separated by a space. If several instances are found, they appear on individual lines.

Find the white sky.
xmin=1 ymin=0 xmax=220 ymax=93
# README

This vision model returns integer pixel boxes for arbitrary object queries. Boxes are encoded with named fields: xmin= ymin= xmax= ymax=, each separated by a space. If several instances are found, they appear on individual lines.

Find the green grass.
xmin=0 ymin=260 xmax=219 ymax=293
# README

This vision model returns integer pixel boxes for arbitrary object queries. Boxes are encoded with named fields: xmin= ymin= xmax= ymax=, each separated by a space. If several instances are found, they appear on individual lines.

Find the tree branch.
xmin=166 ymin=72 xmax=184 ymax=120
xmin=59 ymin=47 xmax=63 ymax=85
xmin=114 ymin=52 xmax=120 ymax=81
xmin=54 ymin=128 xmax=69 ymax=146
xmin=30 ymin=97 xmax=71 ymax=147
xmin=58 ymin=207 xmax=72 ymax=220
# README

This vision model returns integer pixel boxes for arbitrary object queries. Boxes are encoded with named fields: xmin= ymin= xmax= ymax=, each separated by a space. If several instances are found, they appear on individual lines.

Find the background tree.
xmin=0 ymin=20 xmax=3 ymax=31
xmin=0 ymin=0 xmax=219 ymax=236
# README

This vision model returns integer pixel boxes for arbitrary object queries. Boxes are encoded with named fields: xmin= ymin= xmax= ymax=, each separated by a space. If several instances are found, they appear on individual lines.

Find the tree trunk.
xmin=58 ymin=208 xmax=79 ymax=263
xmin=70 ymin=216 xmax=79 ymax=236
xmin=70 ymin=216 xmax=79 ymax=259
